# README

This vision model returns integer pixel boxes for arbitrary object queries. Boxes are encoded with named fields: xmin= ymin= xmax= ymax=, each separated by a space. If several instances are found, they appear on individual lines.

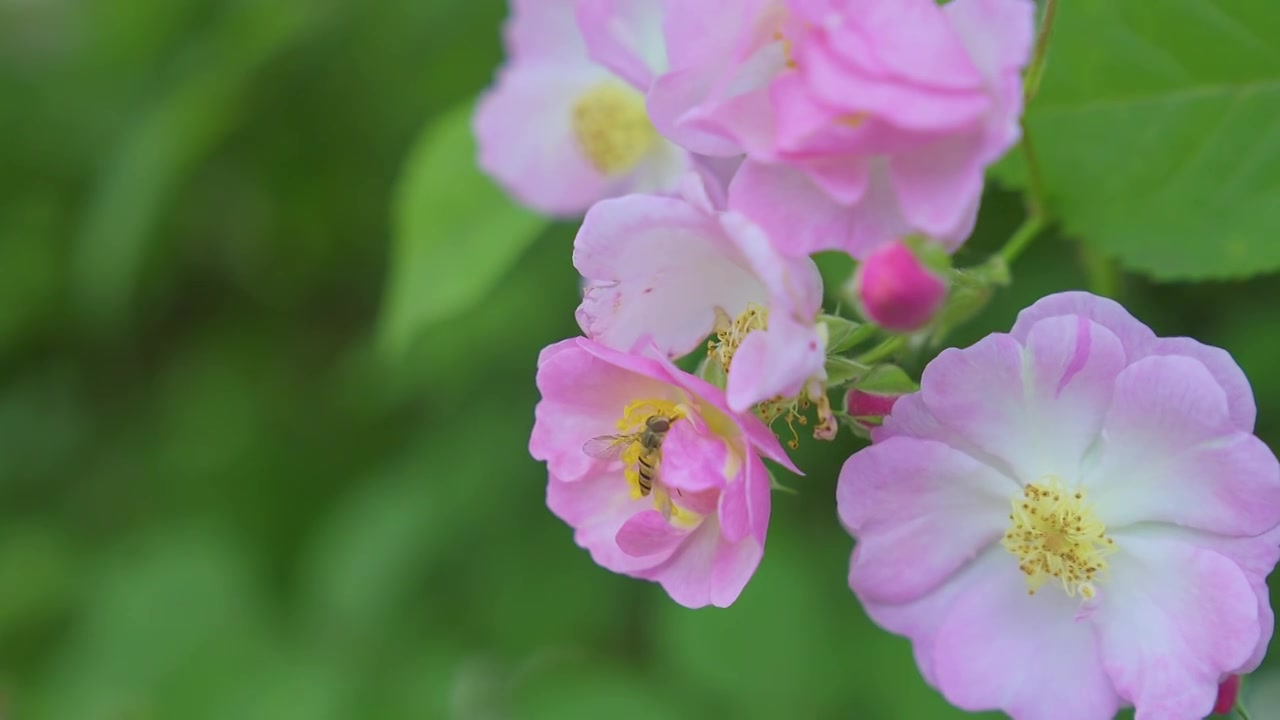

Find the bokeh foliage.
xmin=1 ymin=0 xmax=1279 ymax=718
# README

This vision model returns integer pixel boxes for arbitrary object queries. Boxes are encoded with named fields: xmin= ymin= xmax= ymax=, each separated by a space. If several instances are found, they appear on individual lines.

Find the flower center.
xmin=615 ymin=399 xmax=688 ymax=518
xmin=571 ymin=83 xmax=658 ymax=175
xmin=1001 ymin=477 xmax=1116 ymax=599
xmin=708 ymin=304 xmax=769 ymax=372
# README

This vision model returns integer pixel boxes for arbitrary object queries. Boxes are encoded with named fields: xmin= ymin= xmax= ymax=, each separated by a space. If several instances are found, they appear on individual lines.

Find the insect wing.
xmin=582 ymin=434 xmax=632 ymax=460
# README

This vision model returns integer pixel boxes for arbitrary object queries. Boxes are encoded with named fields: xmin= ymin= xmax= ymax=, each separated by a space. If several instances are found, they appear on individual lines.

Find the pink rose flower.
xmin=473 ymin=0 xmax=687 ymax=216
xmin=573 ymin=171 xmax=827 ymax=414
xmin=851 ymin=239 xmax=949 ymax=333
xmin=837 ymin=291 xmax=1280 ymax=719
xmin=648 ymin=0 xmax=1033 ymax=257
xmin=530 ymin=337 xmax=797 ymax=608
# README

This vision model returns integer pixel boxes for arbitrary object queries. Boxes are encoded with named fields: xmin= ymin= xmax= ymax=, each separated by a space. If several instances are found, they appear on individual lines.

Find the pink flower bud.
xmin=851 ymin=240 xmax=948 ymax=333
xmin=844 ymin=389 xmax=901 ymax=430
xmin=1214 ymin=675 xmax=1241 ymax=715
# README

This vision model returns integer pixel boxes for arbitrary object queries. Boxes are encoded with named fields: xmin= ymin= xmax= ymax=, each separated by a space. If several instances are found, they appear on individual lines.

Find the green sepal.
xmin=819 ymin=314 xmax=876 ymax=355
xmin=696 ymin=355 xmax=728 ymax=391
xmin=852 ymin=364 xmax=918 ymax=395
xmin=767 ymin=467 xmax=799 ymax=495
xmin=824 ymin=356 xmax=871 ymax=388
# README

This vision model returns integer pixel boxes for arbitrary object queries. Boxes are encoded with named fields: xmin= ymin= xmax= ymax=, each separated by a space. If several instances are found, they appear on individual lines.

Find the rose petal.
xmin=839 ymin=437 xmax=1012 ymax=604
xmin=1086 ymin=355 xmax=1280 ymax=536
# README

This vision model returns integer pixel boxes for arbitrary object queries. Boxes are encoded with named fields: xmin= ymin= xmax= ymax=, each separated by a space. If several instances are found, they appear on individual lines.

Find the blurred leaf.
xmin=511 ymin=654 xmax=700 ymax=720
xmin=299 ymin=399 xmax=540 ymax=642
xmin=0 ymin=198 xmax=64 ymax=354
xmin=71 ymin=0 xmax=323 ymax=329
xmin=997 ymin=0 xmax=1280 ymax=280
xmin=33 ymin=528 xmax=271 ymax=720
xmin=0 ymin=522 xmax=78 ymax=649
xmin=379 ymin=100 xmax=549 ymax=356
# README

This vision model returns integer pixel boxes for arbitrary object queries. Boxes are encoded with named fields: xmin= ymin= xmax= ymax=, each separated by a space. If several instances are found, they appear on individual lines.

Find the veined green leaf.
xmin=998 ymin=0 xmax=1280 ymax=281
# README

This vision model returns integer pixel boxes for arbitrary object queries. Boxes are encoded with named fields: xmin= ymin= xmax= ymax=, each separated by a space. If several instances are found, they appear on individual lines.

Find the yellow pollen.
xmin=756 ymin=384 xmax=835 ymax=449
xmin=772 ymin=30 xmax=797 ymax=69
xmin=1001 ymin=478 xmax=1116 ymax=600
xmin=571 ymin=83 xmax=658 ymax=175
xmin=615 ymin=399 xmax=686 ymax=516
xmin=707 ymin=304 xmax=769 ymax=372
xmin=837 ymin=112 xmax=870 ymax=128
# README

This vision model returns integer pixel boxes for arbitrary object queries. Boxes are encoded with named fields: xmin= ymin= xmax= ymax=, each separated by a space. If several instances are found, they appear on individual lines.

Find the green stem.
xmin=1236 ymin=698 xmax=1253 ymax=720
xmin=1024 ymin=0 xmax=1059 ymax=103
xmin=1077 ymin=242 xmax=1122 ymax=298
xmin=856 ymin=336 xmax=906 ymax=365
xmin=998 ymin=213 xmax=1046 ymax=266
xmin=1020 ymin=122 xmax=1049 ymax=219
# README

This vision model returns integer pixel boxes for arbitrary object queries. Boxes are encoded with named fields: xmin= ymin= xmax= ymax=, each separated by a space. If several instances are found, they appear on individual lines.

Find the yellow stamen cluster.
xmin=707 ymin=304 xmax=769 ymax=372
xmin=757 ymin=386 xmax=834 ymax=450
xmin=1001 ymin=478 xmax=1116 ymax=600
xmin=571 ymin=83 xmax=657 ymax=175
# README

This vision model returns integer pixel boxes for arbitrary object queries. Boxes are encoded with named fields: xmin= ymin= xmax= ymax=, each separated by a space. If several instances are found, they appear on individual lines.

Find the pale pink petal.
xmin=685 ymin=155 xmax=743 ymax=212
xmin=639 ymin=514 xmax=762 ymax=608
xmin=944 ymin=0 xmax=1036 ymax=88
xmin=547 ymin=473 xmax=674 ymax=573
xmin=474 ymin=63 xmax=617 ymax=216
xmin=840 ymin=437 xmax=1012 ymax=604
xmin=615 ymin=509 xmax=693 ymax=557
xmin=931 ymin=555 xmax=1121 ymax=720
xmin=797 ymin=37 xmax=989 ymax=133
xmin=1010 ymin=291 xmax=1157 ymax=362
xmin=717 ymin=473 xmax=750 ymax=544
xmin=648 ymin=0 xmax=784 ymax=156
xmin=719 ymin=211 xmax=824 ymax=320
xmin=919 ymin=316 xmax=1126 ymax=484
xmin=505 ymin=0 xmax=584 ymax=62
xmin=1149 ymin=336 xmax=1257 ymax=432
xmin=575 ymin=0 xmax=666 ymax=90
xmin=744 ymin=450 xmax=771 ymax=541
xmin=1094 ymin=532 xmax=1260 ymax=719
xmin=803 ymin=0 xmax=985 ymax=92
xmin=573 ymin=194 xmax=768 ymax=357
xmin=1167 ymin=525 xmax=1280 ymax=674
xmin=729 ymin=161 xmax=908 ymax=259
xmin=1013 ymin=293 xmax=1256 ymax=432
xmin=888 ymin=131 xmax=988 ymax=242
xmin=1086 ymin=356 xmax=1280 ymax=536
xmin=724 ymin=321 xmax=826 ymax=411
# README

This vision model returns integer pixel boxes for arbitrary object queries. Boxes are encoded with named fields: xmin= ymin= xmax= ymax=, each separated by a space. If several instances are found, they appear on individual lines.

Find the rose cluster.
xmin=476 ymin=1 xmax=1280 ymax=718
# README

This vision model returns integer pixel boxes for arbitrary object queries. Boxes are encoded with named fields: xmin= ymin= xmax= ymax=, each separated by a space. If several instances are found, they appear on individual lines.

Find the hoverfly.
xmin=582 ymin=415 xmax=673 ymax=497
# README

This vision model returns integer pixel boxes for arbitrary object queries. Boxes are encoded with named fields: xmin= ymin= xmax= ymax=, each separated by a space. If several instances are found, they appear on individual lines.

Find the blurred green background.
xmin=2 ymin=1 xmax=1279 ymax=718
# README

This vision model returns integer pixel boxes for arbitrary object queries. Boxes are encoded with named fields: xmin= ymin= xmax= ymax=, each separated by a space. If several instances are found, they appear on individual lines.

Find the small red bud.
xmin=844 ymin=389 xmax=901 ymax=429
xmin=851 ymin=239 xmax=948 ymax=333
xmin=1213 ymin=674 xmax=1241 ymax=715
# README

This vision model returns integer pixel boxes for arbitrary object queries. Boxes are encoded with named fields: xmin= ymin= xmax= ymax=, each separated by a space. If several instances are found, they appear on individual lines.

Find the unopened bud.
xmin=849 ymin=239 xmax=948 ymax=333
xmin=844 ymin=389 xmax=901 ymax=430
xmin=1213 ymin=675 xmax=1241 ymax=715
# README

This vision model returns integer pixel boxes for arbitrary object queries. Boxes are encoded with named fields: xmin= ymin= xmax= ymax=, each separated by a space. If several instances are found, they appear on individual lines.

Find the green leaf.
xmin=854 ymin=364 xmax=919 ymax=395
xmin=998 ymin=0 xmax=1280 ymax=280
xmin=70 ymin=0 xmax=321 ymax=329
xmin=379 ymin=100 xmax=549 ymax=356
